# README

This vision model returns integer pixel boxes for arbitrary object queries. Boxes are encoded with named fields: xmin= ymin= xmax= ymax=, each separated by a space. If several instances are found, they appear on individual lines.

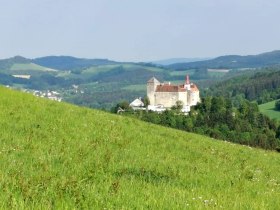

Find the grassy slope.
xmin=58 ymin=64 xmax=166 ymax=79
xmin=10 ymin=63 xmax=57 ymax=72
xmin=1 ymin=87 xmax=280 ymax=209
xmin=259 ymin=100 xmax=280 ymax=120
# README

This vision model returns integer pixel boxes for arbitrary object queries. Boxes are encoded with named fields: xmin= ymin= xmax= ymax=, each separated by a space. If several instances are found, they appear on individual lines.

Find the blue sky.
xmin=1 ymin=0 xmax=280 ymax=61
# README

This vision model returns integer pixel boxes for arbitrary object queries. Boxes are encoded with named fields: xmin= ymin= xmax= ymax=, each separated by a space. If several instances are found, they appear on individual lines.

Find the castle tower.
xmin=147 ymin=77 xmax=160 ymax=105
xmin=184 ymin=74 xmax=191 ymax=90
xmin=186 ymin=74 xmax=190 ymax=84
xmin=184 ymin=75 xmax=191 ymax=105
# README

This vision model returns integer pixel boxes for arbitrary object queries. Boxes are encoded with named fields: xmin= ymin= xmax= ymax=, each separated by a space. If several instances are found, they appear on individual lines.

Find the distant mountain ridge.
xmin=0 ymin=55 xmax=120 ymax=72
xmin=33 ymin=56 xmax=118 ymax=71
xmin=0 ymin=56 xmax=31 ymax=70
xmin=168 ymin=50 xmax=280 ymax=70
xmin=151 ymin=57 xmax=211 ymax=66
xmin=2 ymin=50 xmax=280 ymax=71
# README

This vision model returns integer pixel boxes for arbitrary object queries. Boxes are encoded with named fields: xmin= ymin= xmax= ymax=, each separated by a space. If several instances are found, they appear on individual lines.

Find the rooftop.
xmin=147 ymin=77 xmax=160 ymax=83
xmin=156 ymin=84 xmax=186 ymax=92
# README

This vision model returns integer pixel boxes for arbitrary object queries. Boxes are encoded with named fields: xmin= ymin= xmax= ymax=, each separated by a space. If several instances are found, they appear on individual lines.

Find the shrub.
xmin=275 ymin=100 xmax=280 ymax=111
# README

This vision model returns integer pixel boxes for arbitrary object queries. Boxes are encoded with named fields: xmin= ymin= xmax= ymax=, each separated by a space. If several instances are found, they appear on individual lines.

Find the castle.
xmin=147 ymin=75 xmax=200 ymax=112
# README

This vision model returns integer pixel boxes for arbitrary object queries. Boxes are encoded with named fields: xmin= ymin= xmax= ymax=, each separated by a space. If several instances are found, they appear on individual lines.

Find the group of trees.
xmin=0 ymin=72 xmax=82 ymax=90
xmin=275 ymin=100 xmax=280 ymax=111
xmin=117 ymin=96 xmax=280 ymax=151
xmin=205 ymin=68 xmax=280 ymax=104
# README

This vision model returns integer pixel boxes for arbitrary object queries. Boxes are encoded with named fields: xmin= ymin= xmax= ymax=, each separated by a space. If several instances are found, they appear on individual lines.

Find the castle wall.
xmin=178 ymin=92 xmax=188 ymax=106
xmin=155 ymin=92 xmax=178 ymax=107
xmin=154 ymin=92 xmax=187 ymax=107
xmin=189 ymin=91 xmax=200 ymax=106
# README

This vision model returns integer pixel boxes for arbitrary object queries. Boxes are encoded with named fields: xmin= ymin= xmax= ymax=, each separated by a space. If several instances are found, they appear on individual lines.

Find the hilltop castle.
xmin=147 ymin=75 xmax=200 ymax=112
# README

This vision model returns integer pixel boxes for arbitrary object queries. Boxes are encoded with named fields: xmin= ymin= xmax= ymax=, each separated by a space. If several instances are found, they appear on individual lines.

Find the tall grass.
xmin=0 ymin=86 xmax=280 ymax=209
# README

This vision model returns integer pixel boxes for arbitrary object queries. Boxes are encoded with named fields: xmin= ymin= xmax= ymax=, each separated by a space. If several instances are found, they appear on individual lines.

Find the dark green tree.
xmin=111 ymin=101 xmax=131 ymax=113
xmin=171 ymin=100 xmax=184 ymax=111
xmin=143 ymin=96 xmax=150 ymax=107
xmin=275 ymin=100 xmax=280 ymax=111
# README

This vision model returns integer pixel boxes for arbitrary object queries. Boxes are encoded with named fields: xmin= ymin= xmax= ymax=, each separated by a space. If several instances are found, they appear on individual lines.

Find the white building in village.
xmin=147 ymin=75 xmax=200 ymax=112
xmin=129 ymin=98 xmax=145 ymax=110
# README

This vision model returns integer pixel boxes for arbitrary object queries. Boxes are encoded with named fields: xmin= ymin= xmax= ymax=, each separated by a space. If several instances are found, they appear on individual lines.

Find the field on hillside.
xmin=207 ymin=71 xmax=228 ymax=78
xmin=1 ymin=87 xmax=280 ymax=209
xmin=169 ymin=69 xmax=195 ymax=76
xmin=10 ymin=63 xmax=57 ymax=72
xmin=259 ymin=100 xmax=280 ymax=120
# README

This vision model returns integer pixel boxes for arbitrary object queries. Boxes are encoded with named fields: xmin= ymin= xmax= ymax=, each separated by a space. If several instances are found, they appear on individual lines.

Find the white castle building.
xmin=147 ymin=75 xmax=200 ymax=112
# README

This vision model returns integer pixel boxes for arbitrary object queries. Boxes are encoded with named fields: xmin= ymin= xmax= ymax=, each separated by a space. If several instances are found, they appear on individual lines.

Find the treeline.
xmin=205 ymin=67 xmax=280 ymax=104
xmin=0 ymin=73 xmax=83 ymax=90
xmin=66 ymin=89 xmax=144 ymax=110
xmin=168 ymin=50 xmax=280 ymax=70
xmin=276 ymin=100 xmax=280 ymax=111
xmin=118 ymin=96 xmax=280 ymax=150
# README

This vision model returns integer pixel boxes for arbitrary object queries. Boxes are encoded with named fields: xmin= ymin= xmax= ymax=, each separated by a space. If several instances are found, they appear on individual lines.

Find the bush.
xmin=275 ymin=100 xmax=280 ymax=111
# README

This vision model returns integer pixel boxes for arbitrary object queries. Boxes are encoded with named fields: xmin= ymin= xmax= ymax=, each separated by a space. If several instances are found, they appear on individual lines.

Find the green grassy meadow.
xmin=10 ymin=63 xmax=57 ymax=72
xmin=81 ymin=64 xmax=120 ymax=76
xmin=169 ymin=69 xmax=195 ymax=76
xmin=1 ymin=86 xmax=280 ymax=209
xmin=80 ymin=64 xmax=165 ymax=78
xmin=208 ymin=71 xmax=228 ymax=78
xmin=259 ymin=100 xmax=280 ymax=120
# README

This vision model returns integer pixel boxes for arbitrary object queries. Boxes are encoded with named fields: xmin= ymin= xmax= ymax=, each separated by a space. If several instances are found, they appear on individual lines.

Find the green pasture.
xmin=0 ymin=87 xmax=280 ymax=209
xmin=11 ymin=63 xmax=57 ymax=72
xmin=82 ymin=64 xmax=120 ymax=75
xmin=207 ymin=71 xmax=228 ymax=78
xmin=82 ymin=64 xmax=164 ymax=76
xmin=259 ymin=100 xmax=280 ymax=120
xmin=170 ymin=69 xmax=195 ymax=76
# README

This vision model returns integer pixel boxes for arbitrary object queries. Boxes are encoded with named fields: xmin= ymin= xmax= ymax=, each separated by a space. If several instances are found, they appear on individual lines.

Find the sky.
xmin=1 ymin=0 xmax=280 ymax=61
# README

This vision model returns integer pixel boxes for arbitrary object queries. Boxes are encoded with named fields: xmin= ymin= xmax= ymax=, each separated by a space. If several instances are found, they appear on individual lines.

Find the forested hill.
xmin=169 ymin=50 xmax=280 ymax=70
xmin=33 ymin=56 xmax=118 ymax=71
xmin=206 ymin=67 xmax=280 ymax=104
xmin=0 ymin=56 xmax=31 ymax=70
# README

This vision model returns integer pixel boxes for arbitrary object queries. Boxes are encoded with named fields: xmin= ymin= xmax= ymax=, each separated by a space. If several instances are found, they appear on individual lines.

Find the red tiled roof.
xmin=191 ymin=84 xmax=199 ymax=92
xmin=155 ymin=83 xmax=199 ymax=92
xmin=156 ymin=84 xmax=186 ymax=92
